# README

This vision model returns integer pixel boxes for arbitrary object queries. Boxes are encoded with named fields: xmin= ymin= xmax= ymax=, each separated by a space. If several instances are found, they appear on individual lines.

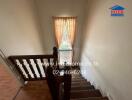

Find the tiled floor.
xmin=15 ymin=81 xmax=52 ymax=100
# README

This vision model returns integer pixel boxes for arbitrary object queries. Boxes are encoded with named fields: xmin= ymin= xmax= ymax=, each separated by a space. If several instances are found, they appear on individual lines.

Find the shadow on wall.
xmin=80 ymin=0 xmax=101 ymax=58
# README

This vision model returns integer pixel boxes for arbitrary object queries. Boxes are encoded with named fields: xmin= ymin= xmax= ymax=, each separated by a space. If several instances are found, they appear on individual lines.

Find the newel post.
xmin=53 ymin=47 xmax=59 ymax=69
xmin=64 ymin=62 xmax=71 ymax=100
xmin=53 ymin=46 xmax=58 ymax=58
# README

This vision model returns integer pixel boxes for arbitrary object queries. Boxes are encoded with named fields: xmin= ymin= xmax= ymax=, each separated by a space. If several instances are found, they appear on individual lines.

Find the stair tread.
xmin=72 ymin=78 xmax=86 ymax=80
xmin=72 ymin=79 xmax=87 ymax=81
xmin=70 ymin=97 xmax=108 ymax=100
xmin=72 ymin=80 xmax=90 ymax=83
xmin=72 ymin=82 xmax=90 ymax=86
xmin=72 ymin=77 xmax=83 ymax=79
xmin=71 ymin=90 xmax=102 ymax=98
xmin=72 ymin=80 xmax=87 ymax=82
xmin=71 ymin=85 xmax=95 ymax=90
xmin=71 ymin=89 xmax=100 ymax=92
xmin=71 ymin=84 xmax=91 ymax=87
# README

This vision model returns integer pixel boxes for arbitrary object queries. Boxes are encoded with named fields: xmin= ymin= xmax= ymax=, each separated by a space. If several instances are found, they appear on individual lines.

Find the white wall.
xmin=81 ymin=0 xmax=132 ymax=100
xmin=35 ymin=0 xmax=87 ymax=61
xmin=0 ymin=0 xmax=44 ymax=57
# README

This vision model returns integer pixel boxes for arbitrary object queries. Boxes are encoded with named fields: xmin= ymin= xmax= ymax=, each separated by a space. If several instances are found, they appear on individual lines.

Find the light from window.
xmin=53 ymin=17 xmax=76 ymax=65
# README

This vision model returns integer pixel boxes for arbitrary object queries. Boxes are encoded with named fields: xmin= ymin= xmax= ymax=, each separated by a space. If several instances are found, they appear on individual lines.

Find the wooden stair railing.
xmin=8 ymin=47 xmax=58 ymax=81
xmin=8 ymin=47 xmax=71 ymax=100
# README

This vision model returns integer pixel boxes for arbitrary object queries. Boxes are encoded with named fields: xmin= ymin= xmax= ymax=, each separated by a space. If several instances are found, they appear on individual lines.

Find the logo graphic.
xmin=110 ymin=5 xmax=125 ymax=16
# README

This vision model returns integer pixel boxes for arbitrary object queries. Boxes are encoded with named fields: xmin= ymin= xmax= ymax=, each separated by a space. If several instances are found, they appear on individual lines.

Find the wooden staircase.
xmin=8 ymin=47 xmax=109 ymax=100
xmin=70 ymin=74 xmax=108 ymax=100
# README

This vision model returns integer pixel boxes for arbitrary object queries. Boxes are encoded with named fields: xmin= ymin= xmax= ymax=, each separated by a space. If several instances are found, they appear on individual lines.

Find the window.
xmin=53 ymin=17 xmax=76 ymax=65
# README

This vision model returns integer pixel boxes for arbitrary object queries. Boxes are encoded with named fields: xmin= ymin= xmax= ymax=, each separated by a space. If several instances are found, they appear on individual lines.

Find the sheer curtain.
xmin=53 ymin=17 xmax=76 ymax=49
xmin=53 ymin=17 xmax=76 ymax=65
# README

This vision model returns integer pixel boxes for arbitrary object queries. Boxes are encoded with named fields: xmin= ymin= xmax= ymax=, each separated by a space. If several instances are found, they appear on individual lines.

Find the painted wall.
xmin=0 ymin=0 xmax=44 ymax=57
xmin=80 ymin=0 xmax=132 ymax=100
xmin=35 ymin=0 xmax=87 ymax=61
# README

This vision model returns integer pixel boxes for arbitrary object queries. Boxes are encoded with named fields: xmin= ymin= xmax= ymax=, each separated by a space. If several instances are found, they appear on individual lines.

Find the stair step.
xmin=71 ymin=83 xmax=91 ymax=88
xmin=71 ymin=73 xmax=108 ymax=100
xmin=71 ymin=90 xmax=102 ymax=98
xmin=72 ymin=78 xmax=88 ymax=81
xmin=71 ymin=85 xmax=95 ymax=90
xmin=72 ymin=78 xmax=84 ymax=81
xmin=72 ymin=80 xmax=86 ymax=83
xmin=71 ymin=82 xmax=91 ymax=86
xmin=72 ymin=79 xmax=87 ymax=81
xmin=72 ymin=75 xmax=83 ymax=77
xmin=70 ymin=97 xmax=108 ymax=100
xmin=72 ymin=76 xmax=83 ymax=78
xmin=72 ymin=74 xmax=82 ymax=77
xmin=72 ymin=80 xmax=87 ymax=83
xmin=72 ymin=78 xmax=86 ymax=81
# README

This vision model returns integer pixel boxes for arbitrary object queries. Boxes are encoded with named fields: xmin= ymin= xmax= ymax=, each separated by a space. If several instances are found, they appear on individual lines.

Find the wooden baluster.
xmin=40 ymin=59 xmax=46 ymax=72
xmin=19 ymin=59 xmax=32 ymax=79
xmin=11 ymin=59 xmax=26 ymax=80
xmin=26 ymin=59 xmax=37 ymax=79
xmin=34 ymin=59 xmax=43 ymax=79
xmin=48 ymin=58 xmax=50 ymax=67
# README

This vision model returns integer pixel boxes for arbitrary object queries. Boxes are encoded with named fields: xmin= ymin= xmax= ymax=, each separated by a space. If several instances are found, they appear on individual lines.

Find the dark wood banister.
xmin=8 ymin=47 xmax=58 ymax=81
xmin=9 ymin=54 xmax=54 ymax=59
xmin=8 ymin=47 xmax=71 ymax=100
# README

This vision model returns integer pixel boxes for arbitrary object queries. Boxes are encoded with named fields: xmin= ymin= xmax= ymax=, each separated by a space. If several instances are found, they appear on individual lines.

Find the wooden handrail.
xmin=8 ymin=54 xmax=54 ymax=59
